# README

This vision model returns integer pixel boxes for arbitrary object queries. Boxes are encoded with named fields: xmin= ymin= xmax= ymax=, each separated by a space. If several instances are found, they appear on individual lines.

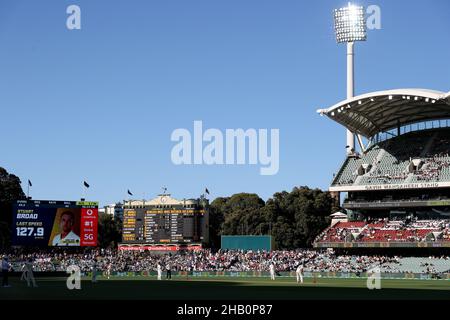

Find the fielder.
xmin=22 ymin=258 xmax=37 ymax=287
xmin=106 ymin=262 xmax=112 ymax=280
xmin=20 ymin=263 xmax=27 ymax=282
xmin=296 ymin=264 xmax=304 ymax=284
xmin=269 ymin=263 xmax=275 ymax=281
xmin=157 ymin=263 xmax=162 ymax=280
xmin=92 ymin=259 xmax=98 ymax=283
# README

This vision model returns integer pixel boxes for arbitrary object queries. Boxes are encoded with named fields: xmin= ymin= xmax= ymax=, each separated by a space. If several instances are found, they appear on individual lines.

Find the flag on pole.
xmin=83 ymin=181 xmax=90 ymax=188
xmin=205 ymin=188 xmax=210 ymax=195
xmin=127 ymin=189 xmax=133 ymax=196
xmin=28 ymin=179 xmax=32 ymax=187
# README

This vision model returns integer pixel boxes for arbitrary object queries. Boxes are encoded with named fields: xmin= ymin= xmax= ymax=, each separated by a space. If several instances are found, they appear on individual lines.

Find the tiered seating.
xmin=381 ymin=257 xmax=450 ymax=273
xmin=332 ymin=145 xmax=381 ymax=186
xmin=316 ymin=221 xmax=365 ymax=242
xmin=334 ymin=222 xmax=366 ymax=228
xmin=332 ymin=129 xmax=450 ymax=187
xmin=366 ymin=222 xmax=385 ymax=228
xmin=361 ymin=229 xmax=434 ymax=242
xmin=315 ymin=219 xmax=450 ymax=243
xmin=409 ymin=156 xmax=450 ymax=183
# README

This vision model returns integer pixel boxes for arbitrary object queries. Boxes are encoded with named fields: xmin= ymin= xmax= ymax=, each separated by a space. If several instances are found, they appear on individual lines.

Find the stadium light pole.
xmin=333 ymin=3 xmax=367 ymax=156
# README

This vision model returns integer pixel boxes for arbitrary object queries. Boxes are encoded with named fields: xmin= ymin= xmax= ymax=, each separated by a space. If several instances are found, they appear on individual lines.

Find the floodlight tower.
xmin=333 ymin=3 xmax=367 ymax=155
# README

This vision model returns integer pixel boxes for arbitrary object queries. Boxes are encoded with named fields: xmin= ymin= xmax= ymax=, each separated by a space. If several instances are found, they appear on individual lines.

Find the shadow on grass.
xmin=1 ymin=278 xmax=449 ymax=300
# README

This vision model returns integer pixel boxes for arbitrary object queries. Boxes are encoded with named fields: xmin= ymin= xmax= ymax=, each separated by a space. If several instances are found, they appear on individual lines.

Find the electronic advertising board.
xmin=12 ymin=200 xmax=98 ymax=247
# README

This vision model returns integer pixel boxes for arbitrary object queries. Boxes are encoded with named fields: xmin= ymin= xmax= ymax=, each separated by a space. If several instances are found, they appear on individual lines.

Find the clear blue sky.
xmin=0 ymin=0 xmax=449 ymax=206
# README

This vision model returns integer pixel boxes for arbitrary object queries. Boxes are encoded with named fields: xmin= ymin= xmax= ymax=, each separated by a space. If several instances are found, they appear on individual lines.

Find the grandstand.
xmin=331 ymin=129 xmax=450 ymax=188
xmin=315 ymin=89 xmax=450 ymax=248
xmin=315 ymin=219 xmax=450 ymax=246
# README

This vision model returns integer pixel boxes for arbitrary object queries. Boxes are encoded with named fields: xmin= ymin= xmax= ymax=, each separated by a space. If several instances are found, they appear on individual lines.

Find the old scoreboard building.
xmin=119 ymin=193 xmax=209 ymax=251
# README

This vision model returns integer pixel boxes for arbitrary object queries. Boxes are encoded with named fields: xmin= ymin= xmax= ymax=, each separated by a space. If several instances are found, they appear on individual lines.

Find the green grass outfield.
xmin=0 ymin=276 xmax=449 ymax=300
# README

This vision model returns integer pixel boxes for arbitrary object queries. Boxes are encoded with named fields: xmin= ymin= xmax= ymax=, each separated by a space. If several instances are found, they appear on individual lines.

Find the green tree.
xmin=211 ymin=187 xmax=332 ymax=250
xmin=269 ymin=187 xmax=332 ymax=248
xmin=97 ymin=213 xmax=122 ymax=248
xmin=220 ymin=193 xmax=265 ymax=236
xmin=208 ymin=197 xmax=227 ymax=249
xmin=0 ymin=167 xmax=25 ymax=248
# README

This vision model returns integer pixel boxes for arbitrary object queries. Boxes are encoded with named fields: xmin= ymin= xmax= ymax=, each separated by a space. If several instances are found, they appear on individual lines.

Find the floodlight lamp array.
xmin=333 ymin=5 xmax=366 ymax=43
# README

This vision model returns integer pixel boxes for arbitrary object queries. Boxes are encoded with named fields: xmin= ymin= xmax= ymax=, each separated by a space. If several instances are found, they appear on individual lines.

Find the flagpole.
xmin=82 ymin=181 xmax=90 ymax=201
xmin=82 ymin=183 xmax=87 ymax=201
xmin=127 ymin=190 xmax=133 ymax=207
xmin=26 ymin=180 xmax=32 ymax=199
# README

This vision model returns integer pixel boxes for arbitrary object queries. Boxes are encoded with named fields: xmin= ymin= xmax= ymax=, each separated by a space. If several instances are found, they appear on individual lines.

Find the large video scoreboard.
xmin=12 ymin=200 xmax=98 ymax=247
xmin=122 ymin=195 xmax=208 ymax=245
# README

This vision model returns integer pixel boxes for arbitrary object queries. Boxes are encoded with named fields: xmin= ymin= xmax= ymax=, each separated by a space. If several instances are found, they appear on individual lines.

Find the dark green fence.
xmin=221 ymin=235 xmax=272 ymax=251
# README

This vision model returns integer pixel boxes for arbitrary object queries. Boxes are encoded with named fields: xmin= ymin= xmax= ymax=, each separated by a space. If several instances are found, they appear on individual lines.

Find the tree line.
xmin=208 ymin=188 xmax=336 ymax=249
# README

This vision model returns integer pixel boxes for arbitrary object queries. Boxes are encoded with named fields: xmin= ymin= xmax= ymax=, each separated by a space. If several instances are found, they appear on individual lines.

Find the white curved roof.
xmin=317 ymin=89 xmax=450 ymax=137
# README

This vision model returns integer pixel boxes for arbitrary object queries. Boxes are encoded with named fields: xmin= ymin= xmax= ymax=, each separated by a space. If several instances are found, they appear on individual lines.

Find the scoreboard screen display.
xmin=12 ymin=200 xmax=98 ymax=247
xmin=122 ymin=207 xmax=205 ymax=244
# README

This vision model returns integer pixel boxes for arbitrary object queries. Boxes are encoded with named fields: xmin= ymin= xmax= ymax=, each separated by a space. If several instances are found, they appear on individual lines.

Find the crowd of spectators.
xmin=2 ymin=247 xmax=449 ymax=275
xmin=332 ymin=129 xmax=450 ymax=187
xmin=0 ymin=248 xmax=406 ymax=274
xmin=413 ymin=156 xmax=450 ymax=182
xmin=315 ymin=219 xmax=450 ymax=243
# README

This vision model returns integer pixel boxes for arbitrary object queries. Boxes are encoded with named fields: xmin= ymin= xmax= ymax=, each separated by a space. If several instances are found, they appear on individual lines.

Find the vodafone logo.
xmin=86 ymin=209 xmax=93 ymax=216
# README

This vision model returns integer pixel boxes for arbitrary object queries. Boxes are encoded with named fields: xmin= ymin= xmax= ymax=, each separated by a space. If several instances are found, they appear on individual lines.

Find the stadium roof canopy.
xmin=317 ymin=89 xmax=450 ymax=138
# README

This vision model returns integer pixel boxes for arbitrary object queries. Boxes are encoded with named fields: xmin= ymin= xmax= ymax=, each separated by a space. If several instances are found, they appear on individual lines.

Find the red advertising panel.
xmin=118 ymin=245 xmax=202 ymax=251
xmin=80 ymin=207 xmax=98 ymax=246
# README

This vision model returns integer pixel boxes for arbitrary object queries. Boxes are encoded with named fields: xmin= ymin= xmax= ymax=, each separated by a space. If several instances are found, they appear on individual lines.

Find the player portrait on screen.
xmin=51 ymin=210 xmax=80 ymax=246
